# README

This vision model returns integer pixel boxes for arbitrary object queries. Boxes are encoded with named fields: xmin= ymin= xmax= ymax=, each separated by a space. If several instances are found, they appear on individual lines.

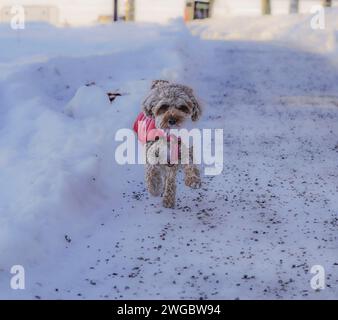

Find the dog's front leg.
xmin=145 ymin=164 xmax=163 ymax=197
xmin=184 ymin=164 xmax=201 ymax=189
xmin=162 ymin=165 xmax=178 ymax=208
xmin=183 ymin=146 xmax=201 ymax=189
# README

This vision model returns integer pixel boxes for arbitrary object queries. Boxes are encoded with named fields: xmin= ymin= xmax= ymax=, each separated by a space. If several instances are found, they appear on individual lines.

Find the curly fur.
xmin=143 ymin=80 xmax=202 ymax=208
xmin=142 ymin=80 xmax=202 ymax=125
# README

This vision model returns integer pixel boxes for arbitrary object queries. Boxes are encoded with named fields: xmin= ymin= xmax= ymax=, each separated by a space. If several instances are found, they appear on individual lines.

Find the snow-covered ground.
xmin=0 ymin=10 xmax=338 ymax=299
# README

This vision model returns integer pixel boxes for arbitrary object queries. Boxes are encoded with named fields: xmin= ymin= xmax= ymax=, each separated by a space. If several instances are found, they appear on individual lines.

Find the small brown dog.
xmin=139 ymin=80 xmax=202 ymax=208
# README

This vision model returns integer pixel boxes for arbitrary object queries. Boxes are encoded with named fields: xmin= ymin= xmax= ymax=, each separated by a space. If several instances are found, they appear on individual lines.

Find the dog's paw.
xmin=163 ymin=197 xmax=175 ymax=209
xmin=185 ymin=176 xmax=201 ymax=189
xmin=148 ymin=188 xmax=161 ymax=197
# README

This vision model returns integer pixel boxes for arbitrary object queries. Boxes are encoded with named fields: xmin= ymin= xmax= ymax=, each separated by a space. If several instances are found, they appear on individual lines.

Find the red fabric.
xmin=133 ymin=112 xmax=180 ymax=163
xmin=133 ymin=112 xmax=165 ymax=144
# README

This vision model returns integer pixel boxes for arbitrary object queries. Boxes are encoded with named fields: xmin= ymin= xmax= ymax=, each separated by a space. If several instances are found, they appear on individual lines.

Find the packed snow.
xmin=0 ymin=10 xmax=338 ymax=299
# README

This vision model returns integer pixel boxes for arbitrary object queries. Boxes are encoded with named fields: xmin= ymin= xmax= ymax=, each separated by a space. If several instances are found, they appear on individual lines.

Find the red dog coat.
xmin=133 ymin=112 xmax=180 ymax=163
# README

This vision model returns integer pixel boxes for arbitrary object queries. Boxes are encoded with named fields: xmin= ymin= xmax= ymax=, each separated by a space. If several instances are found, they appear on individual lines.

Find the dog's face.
xmin=153 ymin=97 xmax=192 ymax=130
xmin=142 ymin=80 xmax=201 ymax=130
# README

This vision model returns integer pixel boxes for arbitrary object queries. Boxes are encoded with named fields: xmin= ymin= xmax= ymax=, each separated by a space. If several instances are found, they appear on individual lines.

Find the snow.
xmin=64 ymin=86 xmax=111 ymax=118
xmin=0 ymin=10 xmax=338 ymax=299
xmin=191 ymin=8 xmax=338 ymax=54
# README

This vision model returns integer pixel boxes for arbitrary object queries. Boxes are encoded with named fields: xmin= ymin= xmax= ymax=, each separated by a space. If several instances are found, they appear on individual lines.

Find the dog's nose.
xmin=168 ymin=118 xmax=176 ymax=125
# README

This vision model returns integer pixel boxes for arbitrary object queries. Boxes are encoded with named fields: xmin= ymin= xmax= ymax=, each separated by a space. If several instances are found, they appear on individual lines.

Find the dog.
xmin=133 ymin=80 xmax=202 ymax=208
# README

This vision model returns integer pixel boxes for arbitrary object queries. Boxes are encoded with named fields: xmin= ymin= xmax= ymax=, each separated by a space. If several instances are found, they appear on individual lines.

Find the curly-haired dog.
xmin=133 ymin=80 xmax=202 ymax=208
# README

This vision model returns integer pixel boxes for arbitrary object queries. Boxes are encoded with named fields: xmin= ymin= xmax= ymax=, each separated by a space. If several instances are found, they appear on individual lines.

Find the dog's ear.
xmin=142 ymin=89 xmax=161 ymax=117
xmin=142 ymin=80 xmax=169 ymax=117
xmin=151 ymin=80 xmax=169 ymax=89
xmin=182 ymin=85 xmax=202 ymax=122
xmin=142 ymin=94 xmax=154 ymax=117
xmin=191 ymin=94 xmax=202 ymax=122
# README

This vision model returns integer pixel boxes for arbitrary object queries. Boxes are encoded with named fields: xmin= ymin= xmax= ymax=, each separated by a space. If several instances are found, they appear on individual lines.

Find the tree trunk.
xmin=289 ymin=0 xmax=299 ymax=14
xmin=125 ymin=0 xmax=135 ymax=21
xmin=113 ymin=0 xmax=118 ymax=21
xmin=322 ymin=0 xmax=332 ymax=7
xmin=262 ymin=0 xmax=271 ymax=15
xmin=209 ymin=0 xmax=215 ymax=18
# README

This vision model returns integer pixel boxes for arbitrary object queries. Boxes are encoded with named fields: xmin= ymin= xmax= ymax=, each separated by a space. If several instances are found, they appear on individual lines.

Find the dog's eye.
xmin=177 ymin=105 xmax=189 ymax=113
xmin=157 ymin=104 xmax=169 ymax=114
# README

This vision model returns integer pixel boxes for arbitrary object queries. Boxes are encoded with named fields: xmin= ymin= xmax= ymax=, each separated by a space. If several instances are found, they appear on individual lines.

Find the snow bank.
xmin=0 ymin=19 xmax=188 ymax=274
xmin=64 ymin=86 xmax=111 ymax=118
xmin=190 ymin=8 xmax=338 ymax=56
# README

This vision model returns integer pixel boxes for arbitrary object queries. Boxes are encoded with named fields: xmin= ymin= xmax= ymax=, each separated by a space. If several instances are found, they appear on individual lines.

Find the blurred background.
xmin=0 ymin=0 xmax=337 ymax=27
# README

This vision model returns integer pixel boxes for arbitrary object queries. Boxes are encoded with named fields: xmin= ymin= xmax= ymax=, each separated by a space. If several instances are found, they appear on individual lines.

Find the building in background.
xmin=0 ymin=0 xmax=212 ymax=26
xmin=132 ymin=0 xmax=185 ymax=22
xmin=132 ymin=0 xmax=212 ymax=22
xmin=0 ymin=0 xmax=114 ymax=26
xmin=0 ymin=0 xmax=338 ymax=26
xmin=212 ymin=0 xmax=338 ymax=17
xmin=0 ymin=5 xmax=59 ymax=25
xmin=185 ymin=1 xmax=213 ymax=21
xmin=125 ymin=0 xmax=135 ymax=21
